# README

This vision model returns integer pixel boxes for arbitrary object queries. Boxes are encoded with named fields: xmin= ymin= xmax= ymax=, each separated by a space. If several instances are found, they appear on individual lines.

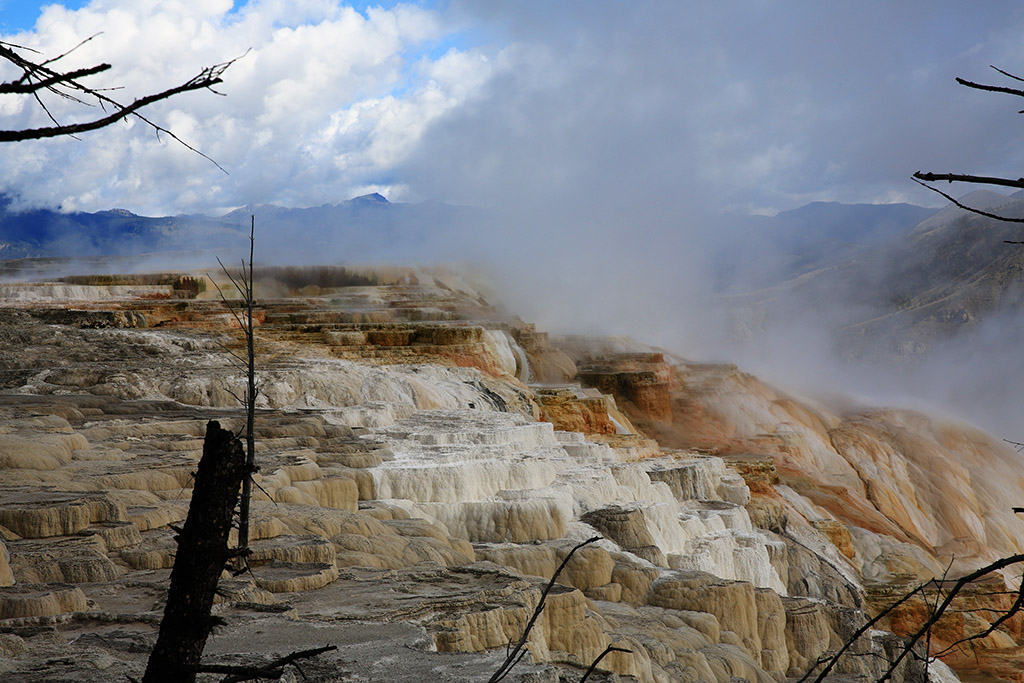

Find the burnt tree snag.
xmin=142 ymin=421 xmax=246 ymax=683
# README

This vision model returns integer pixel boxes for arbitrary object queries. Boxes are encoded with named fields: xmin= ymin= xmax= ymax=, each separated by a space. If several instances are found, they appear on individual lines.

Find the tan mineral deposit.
xmin=0 ymin=266 xmax=1018 ymax=681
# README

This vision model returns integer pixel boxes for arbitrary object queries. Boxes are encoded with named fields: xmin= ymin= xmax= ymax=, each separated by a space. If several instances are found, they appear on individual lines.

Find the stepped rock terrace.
xmin=0 ymin=264 xmax=1018 ymax=681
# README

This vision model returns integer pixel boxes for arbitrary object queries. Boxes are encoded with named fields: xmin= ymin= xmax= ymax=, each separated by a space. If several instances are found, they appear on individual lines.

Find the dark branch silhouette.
xmin=142 ymin=421 xmax=247 ymax=683
xmin=801 ymin=543 xmax=1024 ymax=682
xmin=191 ymin=645 xmax=338 ymax=683
xmin=912 ymin=171 xmax=1024 ymax=191
xmin=579 ymin=645 xmax=632 ymax=683
xmin=956 ymin=75 xmax=1024 ymax=102
xmin=911 ymin=177 xmax=1024 ymax=224
xmin=795 ymin=582 xmax=929 ymax=683
xmin=875 ymin=553 xmax=1024 ymax=682
xmin=914 ymin=65 xmax=1024 ymax=222
xmin=488 ymin=536 xmax=602 ymax=683
xmin=208 ymin=216 xmax=259 ymax=562
xmin=0 ymin=39 xmax=240 ymax=171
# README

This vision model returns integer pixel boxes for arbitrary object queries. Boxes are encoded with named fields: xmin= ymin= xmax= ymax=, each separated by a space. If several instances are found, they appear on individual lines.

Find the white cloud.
xmin=3 ymin=1 xmax=1024 ymax=221
xmin=0 ymin=0 xmax=476 ymax=214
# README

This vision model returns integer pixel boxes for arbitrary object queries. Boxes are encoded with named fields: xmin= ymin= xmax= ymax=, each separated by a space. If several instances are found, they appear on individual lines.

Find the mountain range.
xmin=0 ymin=192 xmax=483 ymax=265
xmin=725 ymin=189 xmax=1024 ymax=362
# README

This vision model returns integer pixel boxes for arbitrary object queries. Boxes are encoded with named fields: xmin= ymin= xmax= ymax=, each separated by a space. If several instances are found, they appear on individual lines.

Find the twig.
xmin=989 ymin=65 xmax=1024 ymax=84
xmin=579 ymin=645 xmax=631 ymax=682
xmin=877 ymin=552 xmax=1024 ymax=682
xmin=0 ymin=41 xmax=244 ymax=172
xmin=797 ymin=581 xmax=929 ymax=683
xmin=930 ymin=577 xmax=1024 ymax=659
xmin=0 ymin=59 xmax=233 ymax=148
xmin=190 ymin=645 xmax=337 ymax=683
xmin=955 ymin=76 xmax=1024 ymax=102
xmin=487 ymin=537 xmax=601 ymax=683
xmin=910 ymin=177 xmax=1024 ymax=224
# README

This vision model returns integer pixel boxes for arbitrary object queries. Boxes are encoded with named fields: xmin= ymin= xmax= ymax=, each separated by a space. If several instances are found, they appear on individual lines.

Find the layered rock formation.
xmin=0 ymin=265 xmax=1017 ymax=681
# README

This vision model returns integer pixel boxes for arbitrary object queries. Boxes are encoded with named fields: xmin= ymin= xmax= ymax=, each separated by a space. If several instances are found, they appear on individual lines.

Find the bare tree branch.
xmin=488 ymin=536 xmax=601 ymax=683
xmin=579 ymin=645 xmax=632 ymax=683
xmin=0 ymin=41 xmax=242 ymax=172
xmin=912 ymin=171 xmax=1024 ymax=191
xmin=955 ymin=76 xmax=1024 ymax=101
xmin=191 ymin=645 xmax=337 ymax=683
xmin=989 ymin=65 xmax=1024 ymax=84
xmin=877 ymin=553 xmax=1024 ymax=682
xmin=911 ymin=178 xmax=1024 ymax=223
xmin=0 ymin=63 xmax=225 ymax=137
xmin=913 ymin=67 xmax=1024 ymax=223
xmin=0 ymin=63 xmax=110 ymax=94
xmin=930 ymin=579 xmax=1024 ymax=659
xmin=796 ymin=582 xmax=929 ymax=683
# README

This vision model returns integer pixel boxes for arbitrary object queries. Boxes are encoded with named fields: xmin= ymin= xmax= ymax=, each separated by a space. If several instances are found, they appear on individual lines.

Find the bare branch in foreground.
xmin=912 ymin=171 xmax=1024 ymax=191
xmin=191 ymin=644 xmax=337 ymax=683
xmin=0 ymin=41 xmax=244 ymax=172
xmin=955 ymin=76 xmax=1024 ymax=102
xmin=911 ymin=177 xmax=1024 ymax=224
xmin=802 ymin=552 xmax=1024 ymax=683
xmin=579 ymin=645 xmax=632 ymax=683
xmin=795 ymin=582 xmax=929 ymax=683
xmin=989 ymin=65 xmax=1024 ymax=84
xmin=488 ymin=536 xmax=602 ymax=683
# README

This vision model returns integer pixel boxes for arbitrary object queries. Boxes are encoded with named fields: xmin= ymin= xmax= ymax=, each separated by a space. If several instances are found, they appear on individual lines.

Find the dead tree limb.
xmin=209 ymin=216 xmax=258 ymax=561
xmin=930 ymin=579 xmax=1024 ymax=659
xmin=876 ymin=553 xmax=1024 ymax=682
xmin=579 ymin=645 xmax=632 ymax=683
xmin=238 ymin=217 xmax=257 ymax=560
xmin=912 ymin=172 xmax=1024 ymax=191
xmin=487 ymin=536 xmax=601 ymax=683
xmin=801 ymin=551 xmax=1024 ymax=683
xmin=913 ymin=66 xmax=1024 ymax=222
xmin=955 ymin=76 xmax=1024 ymax=101
xmin=0 ymin=63 xmax=110 ymax=94
xmin=796 ymin=582 xmax=929 ymax=683
xmin=191 ymin=645 xmax=338 ymax=683
xmin=911 ymin=177 xmax=1024 ymax=224
xmin=142 ymin=421 xmax=246 ymax=683
xmin=0 ymin=40 xmax=239 ymax=171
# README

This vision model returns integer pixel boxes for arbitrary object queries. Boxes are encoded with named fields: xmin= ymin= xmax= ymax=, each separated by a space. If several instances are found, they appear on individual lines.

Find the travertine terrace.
xmin=0 ymin=265 xmax=1020 ymax=681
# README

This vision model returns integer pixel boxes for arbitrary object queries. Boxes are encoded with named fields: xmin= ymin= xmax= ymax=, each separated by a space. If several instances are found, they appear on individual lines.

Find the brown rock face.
xmin=536 ymin=388 xmax=616 ymax=435
xmin=811 ymin=519 xmax=857 ymax=560
xmin=576 ymin=353 xmax=673 ymax=422
xmin=514 ymin=324 xmax=577 ymax=383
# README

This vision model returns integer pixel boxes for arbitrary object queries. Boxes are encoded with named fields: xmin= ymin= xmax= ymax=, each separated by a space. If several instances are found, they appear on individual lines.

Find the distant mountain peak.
xmin=349 ymin=192 xmax=389 ymax=204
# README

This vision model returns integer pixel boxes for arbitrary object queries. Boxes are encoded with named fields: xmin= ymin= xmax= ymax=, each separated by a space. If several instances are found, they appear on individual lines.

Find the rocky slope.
xmin=727 ymin=191 xmax=1024 ymax=366
xmin=0 ymin=264 xmax=1018 ymax=681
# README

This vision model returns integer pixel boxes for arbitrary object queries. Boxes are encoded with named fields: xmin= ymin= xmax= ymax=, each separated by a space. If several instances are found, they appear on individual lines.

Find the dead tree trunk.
xmin=142 ymin=421 xmax=246 ymax=683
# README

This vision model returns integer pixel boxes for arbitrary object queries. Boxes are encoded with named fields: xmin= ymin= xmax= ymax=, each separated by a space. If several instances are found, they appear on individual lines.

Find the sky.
xmin=2 ymin=1 xmax=1024 ymax=218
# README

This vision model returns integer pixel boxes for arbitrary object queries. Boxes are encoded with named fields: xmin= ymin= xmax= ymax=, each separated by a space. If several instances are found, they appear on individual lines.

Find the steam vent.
xmin=1 ymin=264 xmax=1023 ymax=682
